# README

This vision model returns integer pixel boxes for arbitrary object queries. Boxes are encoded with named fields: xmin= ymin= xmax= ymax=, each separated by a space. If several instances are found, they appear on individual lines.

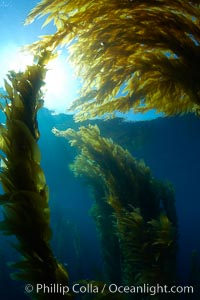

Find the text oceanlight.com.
xmin=25 ymin=283 xmax=194 ymax=296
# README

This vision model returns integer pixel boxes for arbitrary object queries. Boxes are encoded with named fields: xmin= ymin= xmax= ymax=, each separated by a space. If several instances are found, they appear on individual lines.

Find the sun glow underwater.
xmin=0 ymin=47 xmax=80 ymax=114
xmin=0 ymin=47 xmax=161 ymax=120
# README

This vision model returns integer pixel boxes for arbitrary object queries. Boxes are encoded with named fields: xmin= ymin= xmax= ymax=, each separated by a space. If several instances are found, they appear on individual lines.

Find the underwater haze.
xmin=0 ymin=1 xmax=200 ymax=300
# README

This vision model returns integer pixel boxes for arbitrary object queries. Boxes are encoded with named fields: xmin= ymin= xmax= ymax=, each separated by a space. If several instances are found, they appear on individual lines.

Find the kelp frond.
xmin=26 ymin=0 xmax=200 ymax=120
xmin=116 ymin=208 xmax=177 ymax=287
xmin=53 ymin=124 xmax=178 ymax=287
xmin=53 ymin=124 xmax=155 ymax=217
xmin=53 ymin=124 xmax=177 ymax=223
xmin=0 ymin=51 xmax=72 ymax=299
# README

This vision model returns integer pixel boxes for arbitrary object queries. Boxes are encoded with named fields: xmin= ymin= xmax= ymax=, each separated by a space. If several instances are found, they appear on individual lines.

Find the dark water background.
xmin=0 ymin=108 xmax=200 ymax=299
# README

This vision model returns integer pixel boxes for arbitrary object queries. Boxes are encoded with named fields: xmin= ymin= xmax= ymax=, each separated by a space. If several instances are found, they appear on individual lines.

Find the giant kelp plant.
xmin=25 ymin=0 xmax=200 ymax=121
xmin=53 ymin=125 xmax=178 ymax=296
xmin=0 ymin=52 xmax=72 ymax=299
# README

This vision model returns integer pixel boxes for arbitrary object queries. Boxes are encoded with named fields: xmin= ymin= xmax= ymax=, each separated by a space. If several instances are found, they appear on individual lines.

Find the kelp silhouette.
xmin=25 ymin=0 xmax=200 ymax=121
xmin=0 ymin=52 xmax=72 ymax=299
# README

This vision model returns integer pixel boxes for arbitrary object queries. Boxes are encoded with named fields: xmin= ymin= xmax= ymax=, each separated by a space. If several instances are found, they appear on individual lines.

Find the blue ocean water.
xmin=0 ymin=1 xmax=200 ymax=299
xmin=0 ymin=106 xmax=200 ymax=299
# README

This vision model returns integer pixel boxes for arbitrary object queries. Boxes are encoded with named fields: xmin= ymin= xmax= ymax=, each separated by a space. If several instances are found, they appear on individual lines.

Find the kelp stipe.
xmin=25 ymin=1 xmax=200 ymax=121
xmin=53 ymin=125 xmax=178 ymax=298
xmin=0 ymin=52 xmax=72 ymax=299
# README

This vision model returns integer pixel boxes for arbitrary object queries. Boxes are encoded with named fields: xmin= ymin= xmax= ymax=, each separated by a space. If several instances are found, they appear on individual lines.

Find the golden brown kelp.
xmin=53 ymin=126 xmax=123 ymax=284
xmin=116 ymin=209 xmax=177 ymax=287
xmin=0 ymin=53 xmax=72 ymax=299
xmin=53 ymin=125 xmax=178 ymax=293
xmin=25 ymin=0 xmax=200 ymax=121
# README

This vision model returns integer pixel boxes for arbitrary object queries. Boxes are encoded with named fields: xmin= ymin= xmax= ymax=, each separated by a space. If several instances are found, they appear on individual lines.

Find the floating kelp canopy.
xmin=0 ymin=52 xmax=72 ymax=299
xmin=25 ymin=0 xmax=200 ymax=121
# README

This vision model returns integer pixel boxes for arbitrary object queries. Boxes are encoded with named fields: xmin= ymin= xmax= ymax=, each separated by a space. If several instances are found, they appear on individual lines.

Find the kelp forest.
xmin=0 ymin=1 xmax=200 ymax=300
